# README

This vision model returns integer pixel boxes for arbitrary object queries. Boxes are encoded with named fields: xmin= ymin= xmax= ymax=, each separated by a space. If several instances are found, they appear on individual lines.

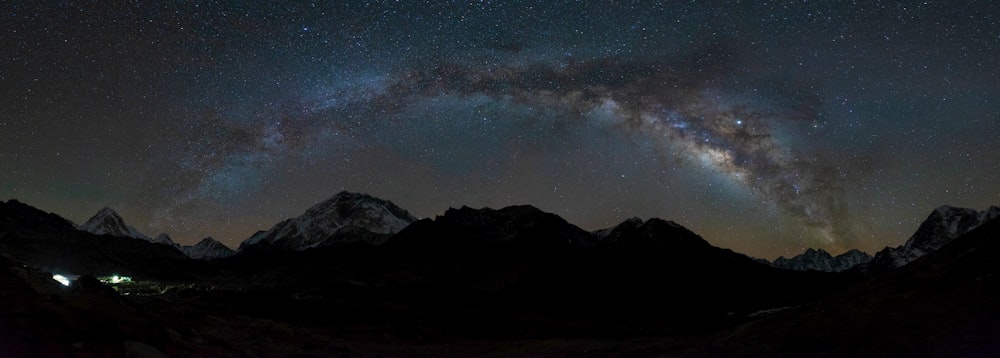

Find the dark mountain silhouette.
xmin=387 ymin=205 xmax=593 ymax=250
xmin=594 ymin=216 xmax=712 ymax=251
xmin=0 ymin=200 xmax=193 ymax=280
xmin=181 ymin=237 xmax=235 ymax=260
xmin=196 ymin=203 xmax=859 ymax=341
xmin=704 ymin=209 xmax=1000 ymax=356
xmin=0 ymin=199 xmax=77 ymax=230
xmin=0 ymin=196 xmax=997 ymax=356
xmin=377 ymin=205 xmax=858 ymax=335
xmin=151 ymin=233 xmax=180 ymax=248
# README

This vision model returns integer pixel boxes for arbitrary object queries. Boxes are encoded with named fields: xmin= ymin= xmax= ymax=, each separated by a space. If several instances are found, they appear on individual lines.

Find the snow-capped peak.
xmin=862 ymin=204 xmax=1000 ymax=272
xmin=930 ymin=205 xmax=979 ymax=238
xmin=238 ymin=191 xmax=417 ymax=251
xmin=903 ymin=205 xmax=983 ymax=255
xmin=772 ymin=248 xmax=872 ymax=272
xmin=80 ymin=207 xmax=150 ymax=240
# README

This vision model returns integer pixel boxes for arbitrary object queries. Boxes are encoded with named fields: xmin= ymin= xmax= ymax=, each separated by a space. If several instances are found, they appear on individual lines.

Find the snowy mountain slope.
xmin=238 ymin=191 xmax=417 ymax=251
xmin=772 ymin=248 xmax=872 ymax=272
xmin=79 ymin=207 xmax=151 ymax=240
xmin=860 ymin=205 xmax=1000 ymax=271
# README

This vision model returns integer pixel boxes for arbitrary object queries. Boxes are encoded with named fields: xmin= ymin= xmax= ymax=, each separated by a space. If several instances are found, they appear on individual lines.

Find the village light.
xmin=52 ymin=274 xmax=71 ymax=286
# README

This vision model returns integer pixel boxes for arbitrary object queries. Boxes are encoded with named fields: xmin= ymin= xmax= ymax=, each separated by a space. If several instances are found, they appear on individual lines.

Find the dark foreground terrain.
xmin=1 ymin=200 xmax=999 ymax=357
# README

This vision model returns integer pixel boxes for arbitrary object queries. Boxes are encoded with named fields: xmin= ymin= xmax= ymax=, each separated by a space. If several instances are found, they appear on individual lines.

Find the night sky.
xmin=2 ymin=1 xmax=998 ymax=259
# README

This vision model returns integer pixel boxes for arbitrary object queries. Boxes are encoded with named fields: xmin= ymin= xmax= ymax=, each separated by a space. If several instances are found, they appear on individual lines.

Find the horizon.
xmin=5 ymin=194 xmax=997 ymax=261
xmin=3 ymin=2 xmax=998 ymax=260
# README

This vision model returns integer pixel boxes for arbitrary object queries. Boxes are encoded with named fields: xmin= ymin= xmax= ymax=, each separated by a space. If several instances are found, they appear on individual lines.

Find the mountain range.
xmin=58 ymin=191 xmax=421 ymax=260
xmin=64 ymin=193 xmax=1000 ymax=274
xmin=771 ymin=204 xmax=1000 ymax=272
xmin=1 ymin=193 xmax=998 ymax=356
xmin=772 ymin=248 xmax=872 ymax=272
xmin=0 ymin=200 xmax=192 ymax=280
xmin=76 ymin=207 xmax=235 ymax=260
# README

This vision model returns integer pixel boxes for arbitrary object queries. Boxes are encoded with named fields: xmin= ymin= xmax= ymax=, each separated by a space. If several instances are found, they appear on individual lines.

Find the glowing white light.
xmin=52 ymin=274 xmax=71 ymax=286
xmin=111 ymin=275 xmax=122 ymax=284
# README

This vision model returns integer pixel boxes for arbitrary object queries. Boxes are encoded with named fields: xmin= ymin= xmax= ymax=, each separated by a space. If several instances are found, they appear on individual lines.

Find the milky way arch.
xmin=173 ymin=55 xmax=856 ymax=247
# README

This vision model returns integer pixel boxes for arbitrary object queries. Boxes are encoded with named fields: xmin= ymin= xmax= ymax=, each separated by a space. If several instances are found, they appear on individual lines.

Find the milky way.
xmin=168 ymin=55 xmax=856 ymax=248
xmin=3 ymin=1 xmax=998 ymax=258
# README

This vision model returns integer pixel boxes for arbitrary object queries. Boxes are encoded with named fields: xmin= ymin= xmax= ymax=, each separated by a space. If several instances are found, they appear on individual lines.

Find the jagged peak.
xmin=332 ymin=190 xmax=365 ymax=198
xmin=441 ymin=205 xmax=547 ymax=220
xmin=934 ymin=204 xmax=960 ymax=211
xmin=642 ymin=217 xmax=688 ymax=230
xmin=302 ymin=191 xmax=416 ymax=220
xmin=87 ymin=206 xmax=123 ymax=220
xmin=195 ymin=237 xmax=223 ymax=246
xmin=596 ymin=215 xmax=708 ymax=250
xmin=931 ymin=205 xmax=977 ymax=216
xmin=325 ymin=191 xmax=389 ymax=205
xmin=80 ymin=206 xmax=150 ymax=240
xmin=979 ymin=206 xmax=1000 ymax=221
xmin=838 ymin=248 xmax=871 ymax=257
xmin=620 ymin=217 xmax=644 ymax=226
xmin=239 ymin=191 xmax=416 ymax=251
xmin=772 ymin=246 xmax=871 ymax=272
xmin=443 ymin=205 xmax=494 ymax=216
xmin=928 ymin=204 xmax=1000 ymax=219
xmin=183 ymin=236 xmax=236 ymax=260
xmin=151 ymin=233 xmax=178 ymax=247
xmin=812 ymin=248 xmax=831 ymax=255
xmin=83 ymin=207 xmax=125 ymax=224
